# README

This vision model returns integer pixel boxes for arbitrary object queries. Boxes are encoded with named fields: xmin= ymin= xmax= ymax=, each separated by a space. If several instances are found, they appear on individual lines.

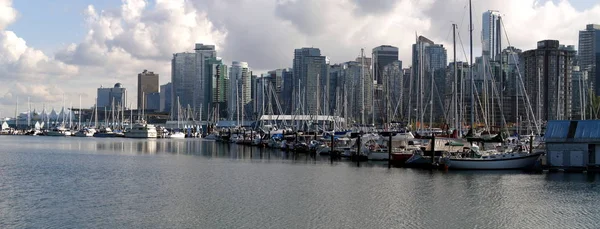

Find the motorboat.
xmin=46 ymin=126 xmax=72 ymax=136
xmin=124 ymin=122 xmax=158 ymax=138
xmin=168 ymin=131 xmax=186 ymax=139
xmin=94 ymin=127 xmax=117 ymax=138
xmin=74 ymin=128 xmax=96 ymax=137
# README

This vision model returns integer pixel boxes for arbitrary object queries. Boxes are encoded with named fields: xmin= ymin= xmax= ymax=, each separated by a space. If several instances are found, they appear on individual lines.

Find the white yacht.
xmin=46 ymin=126 xmax=72 ymax=136
xmin=74 ymin=128 xmax=96 ymax=137
xmin=124 ymin=123 xmax=158 ymax=138
xmin=168 ymin=131 xmax=186 ymax=139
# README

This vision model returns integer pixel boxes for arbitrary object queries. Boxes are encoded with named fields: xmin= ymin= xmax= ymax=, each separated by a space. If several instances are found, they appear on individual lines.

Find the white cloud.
xmin=0 ymin=0 xmax=17 ymax=30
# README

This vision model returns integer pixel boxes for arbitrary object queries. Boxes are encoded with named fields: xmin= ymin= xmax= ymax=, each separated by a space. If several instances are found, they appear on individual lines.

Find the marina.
xmin=0 ymin=136 xmax=599 ymax=228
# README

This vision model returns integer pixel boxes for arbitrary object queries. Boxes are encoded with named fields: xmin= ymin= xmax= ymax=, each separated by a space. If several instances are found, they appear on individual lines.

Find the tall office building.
xmin=578 ymin=24 xmax=600 ymax=95
xmin=137 ymin=70 xmax=159 ymax=110
xmin=281 ymin=68 xmax=294 ymax=114
xmin=293 ymin=48 xmax=329 ymax=115
xmin=159 ymin=83 xmax=172 ymax=113
xmin=482 ymin=10 xmax=502 ymax=61
xmin=229 ymin=61 xmax=251 ymax=121
xmin=572 ymin=66 xmax=588 ymax=120
xmin=410 ymin=36 xmax=433 ymax=125
xmin=382 ymin=60 xmax=403 ymax=123
xmin=329 ymin=64 xmax=344 ymax=116
xmin=145 ymin=92 xmax=160 ymax=111
xmin=500 ymin=46 xmax=524 ymax=124
xmin=342 ymin=59 xmax=372 ymax=124
xmin=411 ymin=36 xmax=447 ymax=124
xmin=522 ymin=40 xmax=575 ymax=121
xmin=171 ymin=52 xmax=197 ymax=118
xmin=205 ymin=57 xmax=228 ymax=119
xmin=194 ymin=44 xmax=217 ymax=120
xmin=372 ymin=45 xmax=399 ymax=84
xmin=170 ymin=43 xmax=216 ymax=120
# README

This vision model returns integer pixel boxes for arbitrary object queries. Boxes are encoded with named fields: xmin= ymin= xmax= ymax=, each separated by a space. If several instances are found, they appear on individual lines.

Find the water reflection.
xmin=91 ymin=139 xmax=320 ymax=161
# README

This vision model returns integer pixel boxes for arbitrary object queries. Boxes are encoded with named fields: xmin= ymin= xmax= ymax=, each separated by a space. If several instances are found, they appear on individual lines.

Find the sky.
xmin=0 ymin=0 xmax=599 ymax=116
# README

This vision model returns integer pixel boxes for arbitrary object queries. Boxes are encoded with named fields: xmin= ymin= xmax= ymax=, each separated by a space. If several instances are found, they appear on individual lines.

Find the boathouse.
xmin=545 ymin=120 xmax=600 ymax=171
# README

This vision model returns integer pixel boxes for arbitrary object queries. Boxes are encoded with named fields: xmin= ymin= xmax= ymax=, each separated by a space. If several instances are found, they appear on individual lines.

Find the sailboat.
xmin=168 ymin=97 xmax=186 ymax=139
xmin=441 ymin=0 xmax=543 ymax=170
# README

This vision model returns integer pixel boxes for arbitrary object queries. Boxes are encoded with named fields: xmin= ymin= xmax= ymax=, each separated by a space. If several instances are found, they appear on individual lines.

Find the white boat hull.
xmin=74 ymin=132 xmax=94 ymax=137
xmin=168 ymin=132 xmax=186 ymax=139
xmin=46 ymin=131 xmax=71 ymax=136
xmin=125 ymin=132 xmax=158 ymax=138
xmin=444 ymin=152 xmax=543 ymax=170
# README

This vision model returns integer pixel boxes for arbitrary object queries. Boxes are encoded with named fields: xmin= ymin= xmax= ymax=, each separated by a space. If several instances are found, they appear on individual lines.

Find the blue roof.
xmin=544 ymin=120 xmax=570 ymax=141
xmin=545 ymin=120 xmax=600 ymax=143
xmin=574 ymin=120 xmax=600 ymax=142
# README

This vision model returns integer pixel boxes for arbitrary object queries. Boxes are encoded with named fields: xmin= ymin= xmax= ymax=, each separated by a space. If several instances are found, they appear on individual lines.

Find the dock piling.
xmin=388 ymin=133 xmax=392 ymax=169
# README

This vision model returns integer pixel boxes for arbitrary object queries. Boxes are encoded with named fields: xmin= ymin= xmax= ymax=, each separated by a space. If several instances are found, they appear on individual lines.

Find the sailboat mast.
xmin=94 ymin=98 xmax=98 ymax=128
xmin=27 ymin=97 xmax=30 ymax=128
xmin=429 ymin=68 xmax=433 ymax=129
xmin=78 ymin=95 xmax=82 ymax=129
xmin=15 ymin=96 xmax=19 ymax=129
xmin=469 ymin=0 xmax=475 ymax=132
xmin=453 ymin=24 xmax=459 ymax=135
xmin=360 ymin=48 xmax=365 ymax=125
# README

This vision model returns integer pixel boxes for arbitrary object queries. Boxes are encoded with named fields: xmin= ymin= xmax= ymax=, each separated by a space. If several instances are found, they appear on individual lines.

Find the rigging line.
xmin=456 ymin=30 xmax=470 ymax=68
xmin=500 ymin=19 xmax=541 ymax=134
xmin=482 ymin=53 xmax=508 ymax=129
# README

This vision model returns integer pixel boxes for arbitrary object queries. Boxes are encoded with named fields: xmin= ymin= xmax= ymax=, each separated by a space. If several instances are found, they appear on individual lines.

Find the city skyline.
xmin=0 ymin=0 xmax=599 ymax=115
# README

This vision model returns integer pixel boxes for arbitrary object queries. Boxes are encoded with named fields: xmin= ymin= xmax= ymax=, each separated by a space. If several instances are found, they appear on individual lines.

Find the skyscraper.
xmin=171 ymin=52 xmax=196 ymax=118
xmin=137 ymin=70 xmax=159 ymax=110
xmin=281 ymin=68 xmax=294 ymax=114
xmin=382 ymin=60 xmax=403 ymax=123
xmin=372 ymin=45 xmax=399 ymax=84
xmin=159 ymin=83 xmax=172 ymax=113
xmin=410 ymin=36 xmax=447 ymax=124
xmin=578 ymin=24 xmax=600 ymax=95
xmin=522 ymin=40 xmax=575 ymax=121
xmin=482 ymin=10 xmax=502 ymax=61
xmin=229 ymin=61 xmax=251 ymax=121
xmin=205 ymin=57 xmax=228 ymax=119
xmin=194 ymin=43 xmax=217 ymax=120
xmin=170 ymin=43 xmax=217 ymax=120
xmin=292 ymin=48 xmax=329 ymax=115
xmin=343 ymin=58 xmax=372 ymax=124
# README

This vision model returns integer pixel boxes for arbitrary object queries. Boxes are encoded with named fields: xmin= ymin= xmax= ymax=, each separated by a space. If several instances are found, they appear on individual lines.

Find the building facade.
xmin=171 ymin=52 xmax=197 ymax=118
xmin=578 ymin=24 xmax=600 ymax=95
xmin=204 ymin=57 xmax=228 ymax=120
xmin=159 ymin=83 xmax=172 ymax=113
xmin=522 ymin=40 xmax=576 ymax=121
xmin=137 ymin=70 xmax=159 ymax=110
xmin=228 ymin=61 xmax=251 ymax=121
xmin=293 ymin=48 xmax=329 ymax=116
xmin=372 ymin=45 xmax=399 ymax=85
xmin=482 ymin=10 xmax=502 ymax=62
xmin=97 ymin=83 xmax=126 ymax=110
xmin=194 ymin=44 xmax=217 ymax=120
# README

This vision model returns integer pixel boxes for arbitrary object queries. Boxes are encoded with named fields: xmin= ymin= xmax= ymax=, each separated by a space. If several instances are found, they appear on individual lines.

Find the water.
xmin=0 ymin=136 xmax=599 ymax=228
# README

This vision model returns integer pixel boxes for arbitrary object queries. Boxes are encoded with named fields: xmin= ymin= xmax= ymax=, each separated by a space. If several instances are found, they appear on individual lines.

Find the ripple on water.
xmin=0 ymin=136 xmax=599 ymax=228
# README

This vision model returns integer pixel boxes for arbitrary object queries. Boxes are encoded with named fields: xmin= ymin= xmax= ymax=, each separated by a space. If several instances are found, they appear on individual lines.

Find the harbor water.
xmin=0 ymin=136 xmax=599 ymax=228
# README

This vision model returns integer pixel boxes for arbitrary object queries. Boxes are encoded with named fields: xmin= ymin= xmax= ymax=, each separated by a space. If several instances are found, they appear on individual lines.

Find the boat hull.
xmin=444 ymin=152 xmax=543 ymax=170
xmin=125 ymin=133 xmax=158 ymax=138
xmin=391 ymin=153 xmax=413 ymax=164
xmin=367 ymin=151 xmax=389 ymax=161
